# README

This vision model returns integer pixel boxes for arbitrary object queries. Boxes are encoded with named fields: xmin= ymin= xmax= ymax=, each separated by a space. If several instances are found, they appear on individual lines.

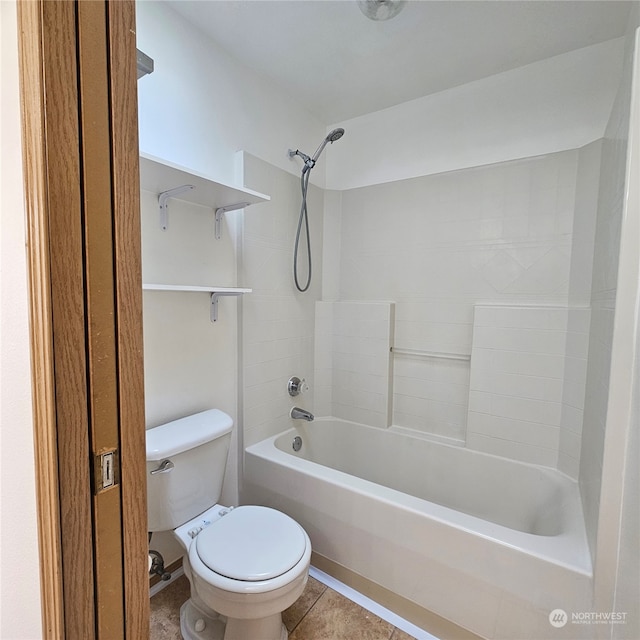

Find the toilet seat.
xmin=194 ymin=506 xmax=308 ymax=584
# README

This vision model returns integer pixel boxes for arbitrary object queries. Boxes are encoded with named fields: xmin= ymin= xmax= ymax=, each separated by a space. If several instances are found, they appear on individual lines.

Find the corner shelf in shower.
xmin=139 ymin=153 xmax=270 ymax=238
xmin=142 ymin=284 xmax=252 ymax=323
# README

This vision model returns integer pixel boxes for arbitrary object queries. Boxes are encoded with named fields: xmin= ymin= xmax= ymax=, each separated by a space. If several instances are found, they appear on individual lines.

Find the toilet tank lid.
xmin=146 ymin=409 xmax=233 ymax=461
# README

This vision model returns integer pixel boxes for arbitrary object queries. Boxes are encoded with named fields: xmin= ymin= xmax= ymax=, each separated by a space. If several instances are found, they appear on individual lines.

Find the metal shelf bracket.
xmin=215 ymin=202 xmax=250 ymax=240
xmin=158 ymin=184 xmax=195 ymax=230
xmin=210 ymin=291 xmax=243 ymax=323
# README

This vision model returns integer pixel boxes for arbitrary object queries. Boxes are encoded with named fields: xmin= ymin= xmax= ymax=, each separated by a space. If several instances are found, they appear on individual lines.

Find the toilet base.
xmin=180 ymin=599 xmax=288 ymax=640
xmin=180 ymin=599 xmax=225 ymax=640
xmin=224 ymin=613 xmax=287 ymax=640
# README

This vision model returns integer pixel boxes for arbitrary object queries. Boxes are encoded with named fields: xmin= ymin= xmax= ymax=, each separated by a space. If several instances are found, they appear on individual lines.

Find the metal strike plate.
xmin=94 ymin=449 xmax=120 ymax=494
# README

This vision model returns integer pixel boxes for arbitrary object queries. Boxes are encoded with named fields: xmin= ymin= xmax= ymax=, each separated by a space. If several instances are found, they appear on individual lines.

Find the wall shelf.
xmin=142 ymin=284 xmax=251 ymax=323
xmin=139 ymin=153 xmax=270 ymax=237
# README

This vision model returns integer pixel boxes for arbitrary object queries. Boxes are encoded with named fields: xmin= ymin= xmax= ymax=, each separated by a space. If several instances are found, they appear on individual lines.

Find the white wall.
xmin=136 ymin=1 xmax=326 ymax=188
xmin=557 ymin=140 xmax=602 ymax=478
xmin=315 ymin=301 xmax=394 ymax=428
xmin=592 ymin=21 xmax=640 ymax=639
xmin=327 ymin=38 xmax=624 ymax=191
xmin=580 ymin=22 xmax=639 ymax=565
xmin=336 ymin=149 xmax=582 ymax=461
xmin=141 ymin=185 xmax=243 ymax=565
xmin=240 ymin=153 xmax=323 ymax=450
xmin=608 ymin=31 xmax=640 ymax=639
xmin=141 ymin=187 xmax=241 ymax=430
xmin=135 ymin=1 xmax=328 ymax=561
xmin=0 ymin=2 xmax=43 ymax=638
xmin=468 ymin=305 xmax=569 ymax=467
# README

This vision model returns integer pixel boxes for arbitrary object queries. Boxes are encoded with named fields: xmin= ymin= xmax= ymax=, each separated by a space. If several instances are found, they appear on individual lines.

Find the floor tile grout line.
xmin=150 ymin=564 xmax=435 ymax=640
xmin=290 ymin=580 xmax=328 ymax=634
xmin=309 ymin=566 xmax=438 ymax=640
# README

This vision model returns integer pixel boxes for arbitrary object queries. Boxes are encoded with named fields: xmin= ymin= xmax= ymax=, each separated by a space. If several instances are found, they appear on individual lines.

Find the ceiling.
xmin=166 ymin=0 xmax=633 ymax=124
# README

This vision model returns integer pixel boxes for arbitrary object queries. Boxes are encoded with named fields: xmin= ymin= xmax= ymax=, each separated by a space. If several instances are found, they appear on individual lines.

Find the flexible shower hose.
xmin=293 ymin=167 xmax=313 ymax=292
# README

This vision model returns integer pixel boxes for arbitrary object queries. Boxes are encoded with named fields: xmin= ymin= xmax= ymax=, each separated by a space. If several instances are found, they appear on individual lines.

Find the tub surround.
xmin=314 ymin=301 xmax=395 ymax=427
xmin=468 ymin=304 xmax=589 ymax=468
xmin=327 ymin=147 xmax=601 ymax=475
xmin=241 ymin=147 xmax=599 ymax=476
xmin=315 ymin=299 xmax=592 ymax=471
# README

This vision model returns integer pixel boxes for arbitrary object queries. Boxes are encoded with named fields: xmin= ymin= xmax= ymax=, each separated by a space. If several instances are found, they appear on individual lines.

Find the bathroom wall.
xmin=135 ymin=1 xmax=326 ymax=188
xmin=320 ymin=36 xmax=620 ymax=472
xmin=592 ymin=21 xmax=640 ymax=640
xmin=557 ymin=141 xmax=602 ymax=478
xmin=134 ymin=2 xmax=327 ymax=563
xmin=135 ymin=0 xmax=328 ymax=475
xmin=326 ymin=142 xmax=603 ymax=474
xmin=140 ymin=183 xmax=241 ymax=439
xmin=336 ymin=150 xmax=582 ymax=464
xmin=557 ymin=306 xmax=592 ymax=478
xmin=611 ymin=322 xmax=640 ymax=640
xmin=579 ymin=22 xmax=638 ymax=563
xmin=467 ymin=305 xmax=569 ymax=467
xmin=315 ymin=301 xmax=395 ymax=428
xmin=239 ymin=153 xmax=323 ymax=451
xmin=140 ymin=181 xmax=244 ymax=565
xmin=136 ymin=0 xmax=325 ymax=562
xmin=327 ymin=38 xmax=624 ymax=191
xmin=0 ymin=1 xmax=44 ymax=637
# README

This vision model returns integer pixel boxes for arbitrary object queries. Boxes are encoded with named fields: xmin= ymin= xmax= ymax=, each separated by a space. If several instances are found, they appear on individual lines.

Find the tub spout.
xmin=290 ymin=407 xmax=314 ymax=421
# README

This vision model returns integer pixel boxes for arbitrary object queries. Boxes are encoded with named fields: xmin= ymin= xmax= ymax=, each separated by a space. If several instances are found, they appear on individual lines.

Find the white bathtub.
xmin=244 ymin=418 xmax=594 ymax=639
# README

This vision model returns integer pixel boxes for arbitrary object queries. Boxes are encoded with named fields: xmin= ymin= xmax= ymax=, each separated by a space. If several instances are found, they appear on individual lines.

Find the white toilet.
xmin=146 ymin=409 xmax=311 ymax=640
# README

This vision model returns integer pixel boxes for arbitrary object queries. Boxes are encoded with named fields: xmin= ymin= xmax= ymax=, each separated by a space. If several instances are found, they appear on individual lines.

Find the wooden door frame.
xmin=17 ymin=1 xmax=148 ymax=637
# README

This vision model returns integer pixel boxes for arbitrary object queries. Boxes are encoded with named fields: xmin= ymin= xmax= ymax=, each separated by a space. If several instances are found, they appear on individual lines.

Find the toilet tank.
xmin=146 ymin=409 xmax=233 ymax=532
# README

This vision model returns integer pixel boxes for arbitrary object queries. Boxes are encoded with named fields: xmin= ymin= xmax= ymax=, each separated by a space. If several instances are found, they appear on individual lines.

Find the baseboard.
xmin=310 ymin=552 xmax=483 ymax=640
xmin=149 ymin=558 xmax=184 ymax=592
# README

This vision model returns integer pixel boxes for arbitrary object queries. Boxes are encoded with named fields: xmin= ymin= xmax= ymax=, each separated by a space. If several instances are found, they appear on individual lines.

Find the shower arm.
xmin=288 ymin=149 xmax=315 ymax=173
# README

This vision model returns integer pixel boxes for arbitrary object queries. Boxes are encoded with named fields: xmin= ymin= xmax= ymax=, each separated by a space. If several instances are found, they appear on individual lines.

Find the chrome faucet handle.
xmin=288 ymin=376 xmax=309 ymax=397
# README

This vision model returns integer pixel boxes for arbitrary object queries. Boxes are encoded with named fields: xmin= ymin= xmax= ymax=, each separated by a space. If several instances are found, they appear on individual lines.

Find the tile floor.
xmin=150 ymin=573 xmax=417 ymax=639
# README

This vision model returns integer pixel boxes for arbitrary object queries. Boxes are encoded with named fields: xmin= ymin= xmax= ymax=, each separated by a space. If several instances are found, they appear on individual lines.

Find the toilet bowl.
xmin=146 ymin=410 xmax=312 ymax=640
xmin=182 ymin=505 xmax=311 ymax=640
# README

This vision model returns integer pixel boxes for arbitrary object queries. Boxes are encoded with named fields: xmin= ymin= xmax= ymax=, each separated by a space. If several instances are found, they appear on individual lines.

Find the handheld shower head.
xmin=289 ymin=128 xmax=346 ymax=172
xmin=311 ymin=128 xmax=345 ymax=162
xmin=327 ymin=128 xmax=345 ymax=143
xmin=290 ymin=127 xmax=345 ymax=293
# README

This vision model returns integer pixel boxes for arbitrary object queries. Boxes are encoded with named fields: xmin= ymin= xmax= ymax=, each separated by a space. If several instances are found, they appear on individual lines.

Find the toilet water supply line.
xmin=148 ymin=532 xmax=171 ymax=581
xmin=148 ymin=549 xmax=171 ymax=581
xmin=288 ymin=128 xmax=345 ymax=292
